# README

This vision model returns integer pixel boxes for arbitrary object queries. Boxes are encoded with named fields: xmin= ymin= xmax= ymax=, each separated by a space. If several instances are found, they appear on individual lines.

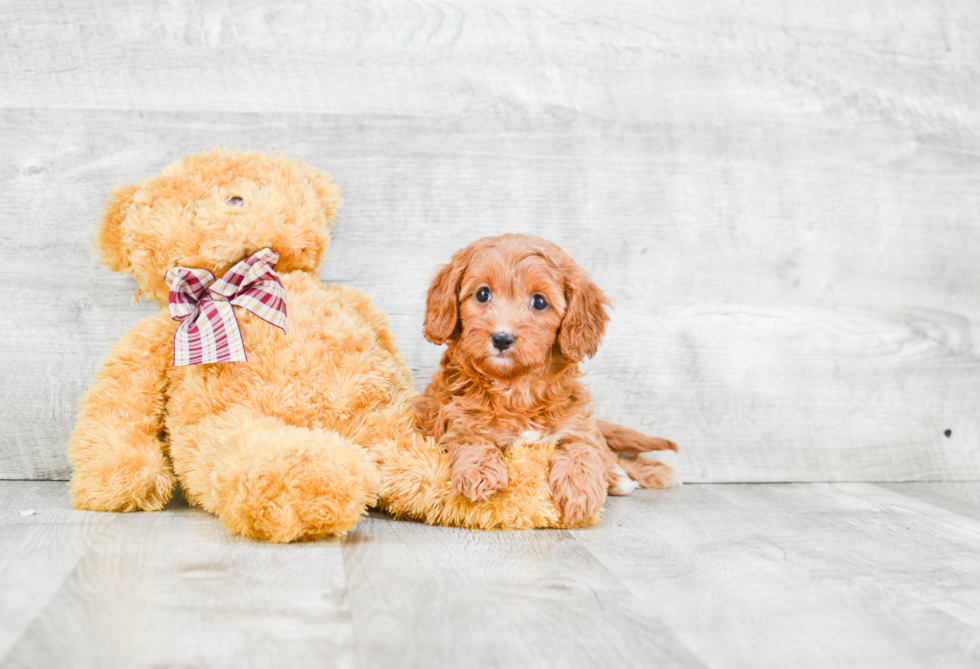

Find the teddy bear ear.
xmin=95 ymin=181 xmax=140 ymax=272
xmin=299 ymin=164 xmax=343 ymax=230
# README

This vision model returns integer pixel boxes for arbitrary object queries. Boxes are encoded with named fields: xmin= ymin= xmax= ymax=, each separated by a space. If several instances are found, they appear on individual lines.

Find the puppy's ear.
xmin=558 ymin=266 xmax=610 ymax=363
xmin=423 ymin=248 xmax=469 ymax=345
xmin=95 ymin=181 xmax=139 ymax=272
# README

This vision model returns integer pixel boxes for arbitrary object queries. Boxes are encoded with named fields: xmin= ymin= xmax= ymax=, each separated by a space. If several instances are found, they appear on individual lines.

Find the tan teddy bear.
xmin=67 ymin=148 xmax=429 ymax=542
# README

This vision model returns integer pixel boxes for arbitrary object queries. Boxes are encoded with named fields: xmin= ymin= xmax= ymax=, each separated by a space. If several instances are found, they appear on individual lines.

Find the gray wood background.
xmin=1 ymin=0 xmax=978 ymax=482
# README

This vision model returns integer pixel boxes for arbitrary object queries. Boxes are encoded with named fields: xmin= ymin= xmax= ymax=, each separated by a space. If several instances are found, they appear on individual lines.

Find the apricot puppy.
xmin=414 ymin=233 xmax=677 ymax=526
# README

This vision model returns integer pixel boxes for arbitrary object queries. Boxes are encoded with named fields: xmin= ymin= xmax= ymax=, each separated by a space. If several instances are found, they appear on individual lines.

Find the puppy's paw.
xmin=549 ymin=447 xmax=606 ymax=527
xmin=450 ymin=445 xmax=509 ymax=503
xmin=551 ymin=471 xmax=605 ymax=526
xmin=606 ymin=463 xmax=640 ymax=496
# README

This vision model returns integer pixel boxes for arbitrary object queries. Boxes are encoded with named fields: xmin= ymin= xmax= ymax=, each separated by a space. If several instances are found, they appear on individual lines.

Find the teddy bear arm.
xmin=67 ymin=312 xmax=175 ymax=512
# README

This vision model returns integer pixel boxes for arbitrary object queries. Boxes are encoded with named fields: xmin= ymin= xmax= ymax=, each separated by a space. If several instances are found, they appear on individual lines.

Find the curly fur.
xmin=413 ymin=234 xmax=677 ymax=527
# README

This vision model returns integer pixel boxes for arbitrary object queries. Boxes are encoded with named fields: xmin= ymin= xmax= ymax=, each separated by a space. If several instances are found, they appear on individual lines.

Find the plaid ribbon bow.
xmin=165 ymin=248 xmax=287 ymax=366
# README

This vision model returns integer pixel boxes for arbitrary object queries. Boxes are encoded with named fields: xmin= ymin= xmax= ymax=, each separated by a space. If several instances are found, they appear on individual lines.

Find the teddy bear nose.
xmin=492 ymin=332 xmax=516 ymax=351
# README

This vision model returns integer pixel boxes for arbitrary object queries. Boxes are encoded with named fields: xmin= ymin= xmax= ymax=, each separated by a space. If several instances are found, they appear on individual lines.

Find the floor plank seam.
xmin=0 ymin=513 xmax=118 ymax=665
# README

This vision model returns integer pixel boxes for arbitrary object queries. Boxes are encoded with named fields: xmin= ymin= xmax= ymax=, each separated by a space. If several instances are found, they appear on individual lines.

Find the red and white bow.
xmin=165 ymin=248 xmax=287 ymax=366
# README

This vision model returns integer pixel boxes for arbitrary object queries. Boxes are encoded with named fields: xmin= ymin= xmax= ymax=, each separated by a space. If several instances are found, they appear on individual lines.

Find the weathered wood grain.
xmin=1 ymin=0 xmax=979 ymax=481
xmin=341 ymin=511 xmax=704 ymax=668
xmin=0 ymin=482 xmax=115 ymax=660
xmin=2 ymin=0 xmax=979 ymax=123
xmin=0 ymin=486 xmax=355 ymax=669
xmin=1 ymin=106 xmax=977 ymax=481
xmin=573 ymin=483 xmax=980 ymax=668
xmin=877 ymin=482 xmax=980 ymax=521
xmin=5 ymin=481 xmax=980 ymax=668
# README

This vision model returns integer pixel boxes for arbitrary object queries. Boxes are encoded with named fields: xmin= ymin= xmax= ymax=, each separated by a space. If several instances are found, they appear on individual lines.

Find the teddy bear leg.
xmin=352 ymin=409 xmax=566 ymax=530
xmin=172 ymin=408 xmax=379 ymax=542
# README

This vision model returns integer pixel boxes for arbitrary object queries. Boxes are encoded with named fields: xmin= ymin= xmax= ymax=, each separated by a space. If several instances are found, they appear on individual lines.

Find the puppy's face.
xmin=456 ymin=250 xmax=567 ymax=378
xmin=424 ymin=234 xmax=610 ymax=380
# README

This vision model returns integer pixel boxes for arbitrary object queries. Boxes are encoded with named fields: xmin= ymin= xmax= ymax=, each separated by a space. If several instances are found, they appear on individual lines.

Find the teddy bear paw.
xmin=211 ymin=425 xmax=379 ymax=542
xmin=69 ymin=448 xmax=175 ymax=512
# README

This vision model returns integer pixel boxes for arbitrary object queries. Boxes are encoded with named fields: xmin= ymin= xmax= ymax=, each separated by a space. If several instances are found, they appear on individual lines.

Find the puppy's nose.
xmin=492 ymin=331 xmax=516 ymax=351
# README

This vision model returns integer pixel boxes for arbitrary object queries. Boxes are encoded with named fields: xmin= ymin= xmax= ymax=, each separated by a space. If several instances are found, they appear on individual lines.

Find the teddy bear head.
xmin=96 ymin=148 xmax=342 ymax=305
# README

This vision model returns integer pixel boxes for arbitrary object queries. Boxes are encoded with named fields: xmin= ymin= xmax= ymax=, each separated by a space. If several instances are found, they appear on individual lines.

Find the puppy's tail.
xmin=598 ymin=419 xmax=678 ymax=454
xmin=598 ymin=420 xmax=678 ymax=494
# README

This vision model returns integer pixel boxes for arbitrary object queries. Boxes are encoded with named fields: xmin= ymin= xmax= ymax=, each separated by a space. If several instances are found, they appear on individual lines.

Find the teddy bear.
xmin=67 ymin=148 xmax=429 ymax=542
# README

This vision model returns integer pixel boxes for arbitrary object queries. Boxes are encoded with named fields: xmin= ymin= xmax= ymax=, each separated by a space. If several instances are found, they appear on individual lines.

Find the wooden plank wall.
xmin=1 ymin=0 xmax=978 ymax=481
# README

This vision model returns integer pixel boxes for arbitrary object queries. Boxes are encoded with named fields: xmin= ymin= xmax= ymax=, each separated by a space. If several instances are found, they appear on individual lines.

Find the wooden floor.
xmin=2 ymin=481 xmax=979 ymax=668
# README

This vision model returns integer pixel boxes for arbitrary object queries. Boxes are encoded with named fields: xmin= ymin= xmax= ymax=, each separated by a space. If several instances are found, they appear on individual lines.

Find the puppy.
xmin=413 ymin=233 xmax=677 ymax=526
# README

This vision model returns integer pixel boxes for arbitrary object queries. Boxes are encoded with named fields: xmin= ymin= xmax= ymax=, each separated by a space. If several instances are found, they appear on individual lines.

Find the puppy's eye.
xmin=475 ymin=287 xmax=491 ymax=303
xmin=227 ymin=196 xmax=244 ymax=206
xmin=531 ymin=294 xmax=548 ymax=311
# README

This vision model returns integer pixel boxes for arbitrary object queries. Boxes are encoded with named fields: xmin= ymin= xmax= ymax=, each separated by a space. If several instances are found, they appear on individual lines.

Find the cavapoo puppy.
xmin=413 ymin=233 xmax=678 ymax=526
